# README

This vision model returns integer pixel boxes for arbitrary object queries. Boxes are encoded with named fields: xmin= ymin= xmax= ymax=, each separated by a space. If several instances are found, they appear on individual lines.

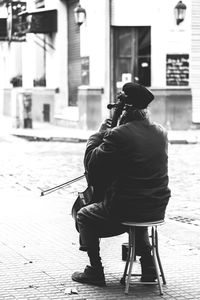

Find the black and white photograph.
xmin=0 ymin=0 xmax=200 ymax=299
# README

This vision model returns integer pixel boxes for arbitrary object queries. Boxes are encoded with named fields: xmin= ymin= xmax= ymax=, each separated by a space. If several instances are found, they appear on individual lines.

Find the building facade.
xmin=0 ymin=0 xmax=199 ymax=130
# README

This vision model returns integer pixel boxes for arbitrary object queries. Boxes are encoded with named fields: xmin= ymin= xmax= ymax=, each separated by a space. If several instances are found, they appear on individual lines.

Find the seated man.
xmin=72 ymin=82 xmax=171 ymax=286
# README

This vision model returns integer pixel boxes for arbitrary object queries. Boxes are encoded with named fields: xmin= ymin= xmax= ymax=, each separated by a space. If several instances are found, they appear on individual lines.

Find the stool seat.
xmin=122 ymin=220 xmax=165 ymax=227
xmin=120 ymin=219 xmax=166 ymax=295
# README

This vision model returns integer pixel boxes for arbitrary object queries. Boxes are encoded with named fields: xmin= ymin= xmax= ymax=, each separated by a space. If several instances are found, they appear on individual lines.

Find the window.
xmin=166 ymin=54 xmax=189 ymax=86
xmin=138 ymin=27 xmax=151 ymax=86
xmin=114 ymin=26 xmax=151 ymax=90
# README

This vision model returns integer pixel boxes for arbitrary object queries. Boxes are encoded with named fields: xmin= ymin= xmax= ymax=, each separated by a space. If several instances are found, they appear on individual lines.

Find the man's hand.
xmin=99 ymin=118 xmax=112 ymax=132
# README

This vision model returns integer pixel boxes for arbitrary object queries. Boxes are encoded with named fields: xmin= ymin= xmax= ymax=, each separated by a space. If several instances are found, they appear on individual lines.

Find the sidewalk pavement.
xmin=1 ymin=115 xmax=200 ymax=299
xmin=1 ymin=115 xmax=200 ymax=143
xmin=0 ymin=190 xmax=200 ymax=300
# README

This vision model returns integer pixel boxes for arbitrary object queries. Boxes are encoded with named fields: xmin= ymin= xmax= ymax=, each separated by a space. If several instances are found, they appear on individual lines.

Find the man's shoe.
xmin=72 ymin=265 xmax=106 ymax=286
xmin=79 ymin=245 xmax=87 ymax=251
xmin=140 ymin=256 xmax=157 ymax=282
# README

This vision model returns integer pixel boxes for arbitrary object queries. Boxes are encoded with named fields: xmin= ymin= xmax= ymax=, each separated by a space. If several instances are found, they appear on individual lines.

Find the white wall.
xmin=80 ymin=0 xmax=112 ymax=120
xmin=80 ymin=0 xmax=107 ymax=88
xmin=24 ymin=0 xmax=68 ymax=114
xmin=45 ymin=0 xmax=68 ymax=114
xmin=111 ymin=0 xmax=191 ymax=89
xmin=112 ymin=0 xmax=152 ymax=26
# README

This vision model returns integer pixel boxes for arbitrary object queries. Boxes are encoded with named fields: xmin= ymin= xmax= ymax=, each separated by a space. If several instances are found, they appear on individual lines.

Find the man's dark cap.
xmin=122 ymin=82 xmax=154 ymax=109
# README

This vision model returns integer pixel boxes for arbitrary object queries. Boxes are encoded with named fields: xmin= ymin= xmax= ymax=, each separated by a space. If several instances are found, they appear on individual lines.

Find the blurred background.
xmin=0 ymin=0 xmax=199 ymax=131
xmin=1 ymin=2 xmax=200 ymax=299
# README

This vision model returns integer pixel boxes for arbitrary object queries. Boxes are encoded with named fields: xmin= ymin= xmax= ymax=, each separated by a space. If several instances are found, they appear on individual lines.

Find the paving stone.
xmin=0 ymin=131 xmax=200 ymax=299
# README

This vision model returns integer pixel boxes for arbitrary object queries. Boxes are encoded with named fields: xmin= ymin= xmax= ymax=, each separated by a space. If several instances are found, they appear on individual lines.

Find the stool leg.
xmin=125 ymin=227 xmax=135 ymax=294
xmin=155 ymin=227 xmax=166 ymax=284
xmin=151 ymin=226 xmax=163 ymax=295
xmin=120 ymin=232 xmax=132 ymax=285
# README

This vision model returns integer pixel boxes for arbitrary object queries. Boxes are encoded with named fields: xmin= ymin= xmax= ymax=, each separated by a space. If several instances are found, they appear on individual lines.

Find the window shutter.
xmin=68 ymin=0 xmax=81 ymax=106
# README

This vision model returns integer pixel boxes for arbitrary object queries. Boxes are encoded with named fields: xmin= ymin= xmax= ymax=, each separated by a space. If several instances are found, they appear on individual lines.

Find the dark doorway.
xmin=43 ymin=104 xmax=50 ymax=122
xmin=113 ymin=26 xmax=151 ymax=94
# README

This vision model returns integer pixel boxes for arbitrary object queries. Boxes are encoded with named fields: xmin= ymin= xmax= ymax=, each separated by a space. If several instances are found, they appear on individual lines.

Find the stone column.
xmin=78 ymin=86 xmax=103 ymax=130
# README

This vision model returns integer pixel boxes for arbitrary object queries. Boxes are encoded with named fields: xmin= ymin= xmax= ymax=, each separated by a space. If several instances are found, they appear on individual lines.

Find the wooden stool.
xmin=120 ymin=220 xmax=166 ymax=295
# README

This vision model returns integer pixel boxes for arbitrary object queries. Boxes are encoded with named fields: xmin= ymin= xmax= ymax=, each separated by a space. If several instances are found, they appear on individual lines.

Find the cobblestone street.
xmin=168 ymin=143 xmax=200 ymax=222
xmin=1 ymin=135 xmax=200 ymax=225
xmin=0 ymin=134 xmax=200 ymax=299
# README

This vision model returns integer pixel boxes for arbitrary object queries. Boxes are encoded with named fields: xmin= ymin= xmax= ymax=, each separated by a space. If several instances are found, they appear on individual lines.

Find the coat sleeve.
xmin=84 ymin=129 xmax=122 ymax=186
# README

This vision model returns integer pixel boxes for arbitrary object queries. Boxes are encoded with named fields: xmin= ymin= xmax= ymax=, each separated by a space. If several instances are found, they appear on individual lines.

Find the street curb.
xmin=12 ymin=133 xmax=200 ymax=144
xmin=11 ymin=134 xmax=87 ymax=143
xmin=169 ymin=140 xmax=198 ymax=144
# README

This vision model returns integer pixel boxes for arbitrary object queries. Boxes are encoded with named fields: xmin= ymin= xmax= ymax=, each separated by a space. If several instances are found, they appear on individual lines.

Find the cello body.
xmin=71 ymin=185 xmax=93 ymax=230
xmin=71 ymin=92 xmax=126 ymax=227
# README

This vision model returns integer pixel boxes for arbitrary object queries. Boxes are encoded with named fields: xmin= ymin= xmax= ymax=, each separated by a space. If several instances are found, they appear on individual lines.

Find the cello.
xmin=40 ymin=92 xmax=127 ymax=225
xmin=71 ymin=92 xmax=127 ymax=225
